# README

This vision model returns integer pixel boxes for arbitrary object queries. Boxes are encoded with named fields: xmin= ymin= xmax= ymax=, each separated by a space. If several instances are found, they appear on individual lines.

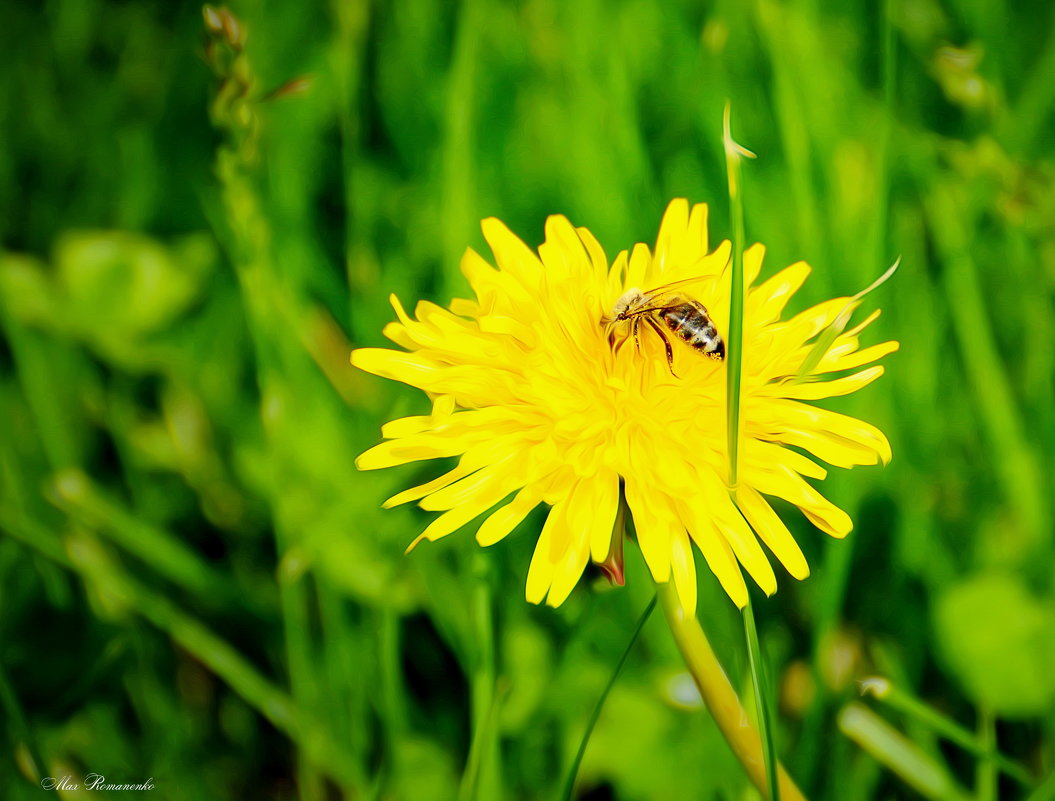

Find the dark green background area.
xmin=1 ymin=1 xmax=1053 ymax=799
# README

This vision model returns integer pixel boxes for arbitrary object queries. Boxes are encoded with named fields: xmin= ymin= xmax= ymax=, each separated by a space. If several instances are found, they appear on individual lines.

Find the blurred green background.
xmin=1 ymin=0 xmax=1054 ymax=799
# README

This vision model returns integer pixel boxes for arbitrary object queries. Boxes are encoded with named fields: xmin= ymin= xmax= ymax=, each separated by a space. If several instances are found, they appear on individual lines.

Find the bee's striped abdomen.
xmin=660 ymin=301 xmax=725 ymax=360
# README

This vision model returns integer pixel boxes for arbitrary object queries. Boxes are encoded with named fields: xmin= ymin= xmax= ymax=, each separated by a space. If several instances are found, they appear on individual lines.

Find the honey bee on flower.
xmin=352 ymin=199 xmax=897 ymax=614
xmin=602 ymin=278 xmax=726 ymax=374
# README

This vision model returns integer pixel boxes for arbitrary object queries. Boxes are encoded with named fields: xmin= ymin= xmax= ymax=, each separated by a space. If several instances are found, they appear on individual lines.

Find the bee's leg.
xmin=646 ymin=317 xmax=678 ymax=378
xmin=632 ymin=317 xmax=642 ymax=355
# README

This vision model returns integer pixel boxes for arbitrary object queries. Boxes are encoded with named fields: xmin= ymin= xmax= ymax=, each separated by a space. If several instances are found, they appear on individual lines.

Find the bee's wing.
xmin=640 ymin=260 xmax=728 ymax=297
xmin=642 ymin=275 xmax=709 ymax=295
xmin=616 ymin=296 xmax=690 ymax=318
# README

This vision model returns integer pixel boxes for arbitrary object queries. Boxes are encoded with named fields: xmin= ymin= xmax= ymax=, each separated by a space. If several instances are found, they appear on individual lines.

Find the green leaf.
xmin=56 ymin=231 xmax=212 ymax=336
xmin=935 ymin=573 xmax=1055 ymax=717
xmin=0 ymin=254 xmax=55 ymax=324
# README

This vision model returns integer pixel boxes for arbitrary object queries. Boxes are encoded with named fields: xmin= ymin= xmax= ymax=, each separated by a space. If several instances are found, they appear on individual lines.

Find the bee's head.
xmin=610 ymin=288 xmax=645 ymax=320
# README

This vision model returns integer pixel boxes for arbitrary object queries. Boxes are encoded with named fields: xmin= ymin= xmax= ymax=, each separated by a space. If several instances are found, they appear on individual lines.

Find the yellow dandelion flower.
xmin=352 ymin=199 xmax=897 ymax=613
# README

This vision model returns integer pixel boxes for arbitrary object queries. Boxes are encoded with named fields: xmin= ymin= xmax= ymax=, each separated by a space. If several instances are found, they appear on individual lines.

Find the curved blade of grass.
xmin=559 ymin=594 xmax=657 ymax=801
xmin=742 ymin=597 xmax=780 ymax=798
xmin=795 ymin=256 xmax=900 ymax=382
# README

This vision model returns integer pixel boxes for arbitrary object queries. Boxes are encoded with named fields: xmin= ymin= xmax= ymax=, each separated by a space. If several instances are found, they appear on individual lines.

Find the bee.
xmin=602 ymin=277 xmax=725 ymax=374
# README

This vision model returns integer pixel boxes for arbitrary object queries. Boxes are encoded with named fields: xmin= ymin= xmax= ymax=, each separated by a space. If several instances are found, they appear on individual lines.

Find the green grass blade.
xmin=742 ymin=597 xmax=780 ymax=801
xmin=794 ymin=257 xmax=899 ymax=382
xmin=458 ymin=552 xmax=501 ymax=801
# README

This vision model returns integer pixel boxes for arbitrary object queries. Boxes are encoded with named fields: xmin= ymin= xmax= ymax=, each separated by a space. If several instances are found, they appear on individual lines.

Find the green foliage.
xmin=1 ymin=0 xmax=1054 ymax=800
xmin=936 ymin=573 xmax=1055 ymax=717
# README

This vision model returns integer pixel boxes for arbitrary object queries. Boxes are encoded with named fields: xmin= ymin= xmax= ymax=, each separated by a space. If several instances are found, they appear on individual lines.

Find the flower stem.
xmin=559 ymin=594 xmax=657 ymax=801
xmin=658 ymin=583 xmax=807 ymax=801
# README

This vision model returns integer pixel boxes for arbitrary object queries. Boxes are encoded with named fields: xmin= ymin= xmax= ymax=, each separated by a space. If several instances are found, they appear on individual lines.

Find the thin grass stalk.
xmin=751 ymin=0 xmax=827 ymax=294
xmin=379 ymin=605 xmax=409 ymax=737
xmin=317 ymin=581 xmax=370 ymax=792
xmin=559 ymin=595 xmax=657 ymax=801
xmin=742 ymin=598 xmax=780 ymax=798
xmin=723 ymin=102 xmax=779 ymax=801
xmin=876 ymin=0 xmax=896 ymax=270
xmin=204 ymin=12 xmax=332 ymax=798
xmin=281 ymin=572 xmax=324 ymax=801
xmin=723 ymin=101 xmax=748 ymax=489
xmin=0 ymin=505 xmax=70 ymax=566
xmin=0 ymin=319 xmax=78 ymax=470
xmin=458 ymin=552 xmax=501 ymax=801
xmin=440 ymin=0 xmax=481 ymax=294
